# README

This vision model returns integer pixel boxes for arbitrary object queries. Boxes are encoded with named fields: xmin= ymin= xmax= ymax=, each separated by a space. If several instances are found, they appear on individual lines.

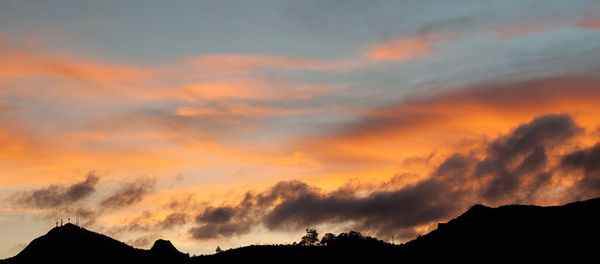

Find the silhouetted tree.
xmin=300 ymin=229 xmax=319 ymax=246
xmin=215 ymin=246 xmax=222 ymax=253
xmin=321 ymin=233 xmax=335 ymax=246
xmin=336 ymin=231 xmax=363 ymax=241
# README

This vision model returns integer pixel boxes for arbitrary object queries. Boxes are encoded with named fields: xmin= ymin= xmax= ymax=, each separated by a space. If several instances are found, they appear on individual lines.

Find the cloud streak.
xmin=577 ymin=15 xmax=600 ymax=29
xmin=0 ymin=42 xmax=151 ymax=85
xmin=365 ymin=38 xmax=433 ymax=61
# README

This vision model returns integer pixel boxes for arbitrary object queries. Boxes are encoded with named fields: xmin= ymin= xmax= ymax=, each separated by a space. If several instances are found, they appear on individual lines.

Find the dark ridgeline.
xmin=2 ymin=197 xmax=600 ymax=264
xmin=193 ymin=231 xmax=395 ymax=264
xmin=399 ymin=197 xmax=600 ymax=261
xmin=0 ymin=223 xmax=188 ymax=264
xmin=150 ymin=239 xmax=189 ymax=263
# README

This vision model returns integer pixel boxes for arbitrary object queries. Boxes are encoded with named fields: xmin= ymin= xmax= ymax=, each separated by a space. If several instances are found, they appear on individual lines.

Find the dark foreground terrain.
xmin=2 ymin=197 xmax=600 ymax=263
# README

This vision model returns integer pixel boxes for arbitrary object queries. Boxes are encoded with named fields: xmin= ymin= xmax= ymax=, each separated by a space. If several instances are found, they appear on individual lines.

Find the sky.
xmin=1 ymin=0 xmax=600 ymax=258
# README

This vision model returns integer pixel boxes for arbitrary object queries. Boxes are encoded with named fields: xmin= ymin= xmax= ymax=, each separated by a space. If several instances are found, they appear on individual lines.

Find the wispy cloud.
xmin=364 ymin=33 xmax=455 ymax=61
xmin=100 ymin=178 xmax=155 ymax=209
xmin=365 ymin=38 xmax=433 ymax=61
xmin=484 ymin=24 xmax=552 ymax=39
xmin=11 ymin=172 xmax=99 ymax=209
xmin=0 ymin=42 xmax=152 ymax=85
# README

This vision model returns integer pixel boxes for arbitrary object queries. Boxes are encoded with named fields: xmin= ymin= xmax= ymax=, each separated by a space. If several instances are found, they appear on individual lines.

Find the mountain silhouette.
xmin=0 ymin=223 xmax=188 ymax=264
xmin=399 ymin=197 xmax=600 ymax=261
xmin=2 ymin=197 xmax=600 ymax=263
xmin=149 ymin=239 xmax=189 ymax=263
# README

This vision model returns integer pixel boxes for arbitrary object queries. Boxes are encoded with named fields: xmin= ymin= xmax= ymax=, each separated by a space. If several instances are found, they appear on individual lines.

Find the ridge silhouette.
xmin=150 ymin=239 xmax=189 ymax=262
xmin=1 ymin=223 xmax=188 ymax=264
xmin=2 ymin=197 xmax=600 ymax=263
xmin=400 ymin=197 xmax=600 ymax=261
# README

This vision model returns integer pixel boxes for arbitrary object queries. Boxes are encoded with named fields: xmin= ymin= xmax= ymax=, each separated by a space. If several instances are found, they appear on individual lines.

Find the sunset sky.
xmin=2 ymin=0 xmax=600 ymax=258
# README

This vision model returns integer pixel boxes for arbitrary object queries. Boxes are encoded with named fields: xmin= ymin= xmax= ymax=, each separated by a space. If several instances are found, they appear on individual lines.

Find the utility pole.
xmin=392 ymin=235 xmax=394 ymax=245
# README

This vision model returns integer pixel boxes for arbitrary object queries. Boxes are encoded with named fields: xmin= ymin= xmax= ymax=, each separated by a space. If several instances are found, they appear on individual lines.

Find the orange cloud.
xmin=0 ymin=127 xmax=33 ymax=160
xmin=365 ymin=38 xmax=433 ymax=61
xmin=577 ymin=15 xmax=600 ymax=29
xmin=296 ymin=77 xmax=600 ymax=169
xmin=186 ymin=54 xmax=380 ymax=75
xmin=485 ymin=25 xmax=551 ymax=39
xmin=0 ymin=43 xmax=152 ymax=84
xmin=175 ymin=103 xmax=311 ymax=118
xmin=0 ymin=43 xmax=344 ymax=105
xmin=187 ymin=54 xmax=315 ymax=77
xmin=485 ymin=16 xmax=600 ymax=38
xmin=178 ymin=78 xmax=333 ymax=101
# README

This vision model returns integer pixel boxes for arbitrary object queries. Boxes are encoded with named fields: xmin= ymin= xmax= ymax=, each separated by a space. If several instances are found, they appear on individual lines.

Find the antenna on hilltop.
xmin=76 ymin=211 xmax=79 ymax=226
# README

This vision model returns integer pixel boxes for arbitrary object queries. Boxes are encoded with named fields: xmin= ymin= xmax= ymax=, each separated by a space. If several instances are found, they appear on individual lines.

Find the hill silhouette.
xmin=2 ymin=197 xmax=600 ymax=263
xmin=399 ymin=197 xmax=600 ymax=261
xmin=0 ymin=223 xmax=188 ymax=264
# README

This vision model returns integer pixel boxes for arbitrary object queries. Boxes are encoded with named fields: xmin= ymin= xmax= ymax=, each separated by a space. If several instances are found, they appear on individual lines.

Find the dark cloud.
xmin=560 ymin=143 xmax=600 ymax=195
xmin=188 ymin=114 xmax=595 ymax=240
xmin=189 ymin=174 xmax=470 ymax=240
xmin=100 ymin=178 xmax=154 ymax=209
xmin=187 ymin=172 xmax=473 ymax=240
xmin=190 ymin=221 xmax=253 ymax=240
xmin=10 ymin=172 xmax=102 ymax=228
xmin=561 ymin=143 xmax=600 ymax=173
xmin=433 ymin=153 xmax=477 ymax=180
xmin=261 ymin=154 xmax=480 ymax=236
xmin=264 ymin=179 xmax=463 ymax=236
xmin=487 ymin=114 xmax=580 ymax=160
xmin=12 ymin=172 xmax=99 ymax=208
xmin=160 ymin=212 xmax=189 ymax=229
xmin=196 ymin=207 xmax=235 ymax=223
xmin=189 ymin=181 xmax=315 ymax=239
xmin=475 ymin=114 xmax=581 ymax=201
xmin=255 ymin=181 xmax=318 ymax=207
